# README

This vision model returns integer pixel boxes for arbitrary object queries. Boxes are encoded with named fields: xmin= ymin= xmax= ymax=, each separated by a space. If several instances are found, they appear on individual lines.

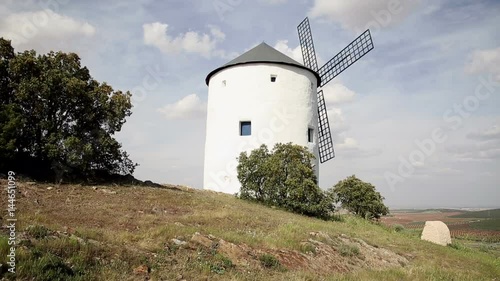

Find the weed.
xmin=393 ymin=224 xmax=405 ymax=232
xmin=26 ymin=225 xmax=50 ymax=239
xmin=338 ymin=243 xmax=361 ymax=257
xmin=259 ymin=253 xmax=280 ymax=269
xmin=299 ymin=243 xmax=316 ymax=254
xmin=448 ymin=241 xmax=469 ymax=251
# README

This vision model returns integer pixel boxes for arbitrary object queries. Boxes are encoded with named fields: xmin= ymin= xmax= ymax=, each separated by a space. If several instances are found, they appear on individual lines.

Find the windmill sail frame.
xmin=298 ymin=17 xmax=374 ymax=164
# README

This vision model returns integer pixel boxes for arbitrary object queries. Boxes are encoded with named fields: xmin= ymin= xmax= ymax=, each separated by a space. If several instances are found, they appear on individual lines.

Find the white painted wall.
xmin=204 ymin=63 xmax=319 ymax=194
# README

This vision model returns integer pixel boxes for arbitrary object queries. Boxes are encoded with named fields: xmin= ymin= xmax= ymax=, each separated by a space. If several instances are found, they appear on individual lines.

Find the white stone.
xmin=204 ymin=63 xmax=319 ymax=194
xmin=421 ymin=221 xmax=451 ymax=246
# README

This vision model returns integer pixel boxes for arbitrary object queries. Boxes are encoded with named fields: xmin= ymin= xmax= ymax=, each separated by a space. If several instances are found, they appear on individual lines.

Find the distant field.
xmin=382 ymin=208 xmax=500 ymax=244
xmin=390 ymin=209 xmax=462 ymax=214
xmin=450 ymin=209 xmax=500 ymax=219
xmin=469 ymin=219 xmax=500 ymax=231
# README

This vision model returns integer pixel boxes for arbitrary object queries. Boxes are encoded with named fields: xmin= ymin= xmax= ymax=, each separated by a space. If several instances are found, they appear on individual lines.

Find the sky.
xmin=1 ymin=0 xmax=499 ymax=208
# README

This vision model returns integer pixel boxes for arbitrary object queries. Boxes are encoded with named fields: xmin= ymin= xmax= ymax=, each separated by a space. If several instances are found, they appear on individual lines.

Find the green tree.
xmin=0 ymin=38 xmax=136 ymax=181
xmin=331 ymin=175 xmax=389 ymax=219
xmin=237 ymin=143 xmax=335 ymax=219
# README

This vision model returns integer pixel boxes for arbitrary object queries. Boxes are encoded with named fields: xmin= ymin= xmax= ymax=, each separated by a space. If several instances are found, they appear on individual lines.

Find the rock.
xmin=171 ymin=238 xmax=187 ymax=246
xmin=191 ymin=233 xmax=213 ymax=248
xmin=92 ymin=186 xmax=98 ymax=191
xmin=133 ymin=264 xmax=149 ymax=275
xmin=46 ymin=186 xmax=54 ymax=190
xmin=421 ymin=221 xmax=451 ymax=246
xmin=100 ymin=189 xmax=117 ymax=194
xmin=26 ymin=182 xmax=36 ymax=185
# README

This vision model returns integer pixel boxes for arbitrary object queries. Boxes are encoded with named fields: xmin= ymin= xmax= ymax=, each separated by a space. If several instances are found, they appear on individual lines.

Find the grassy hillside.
xmin=1 ymin=180 xmax=499 ymax=281
xmin=450 ymin=208 xmax=500 ymax=219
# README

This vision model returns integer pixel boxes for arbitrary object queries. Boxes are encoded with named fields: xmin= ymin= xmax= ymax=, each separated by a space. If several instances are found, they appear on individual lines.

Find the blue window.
xmin=240 ymin=121 xmax=251 ymax=136
xmin=308 ymin=128 xmax=314 ymax=142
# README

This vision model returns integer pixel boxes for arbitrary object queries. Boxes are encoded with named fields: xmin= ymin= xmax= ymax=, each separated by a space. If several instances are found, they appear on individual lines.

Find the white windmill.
xmin=203 ymin=18 xmax=374 ymax=193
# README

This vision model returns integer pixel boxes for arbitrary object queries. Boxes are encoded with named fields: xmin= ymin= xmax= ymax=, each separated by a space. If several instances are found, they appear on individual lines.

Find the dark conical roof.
xmin=205 ymin=42 xmax=321 ymax=85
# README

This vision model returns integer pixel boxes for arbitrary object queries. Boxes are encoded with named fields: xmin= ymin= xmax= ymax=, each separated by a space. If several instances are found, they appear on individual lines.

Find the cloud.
xmin=308 ymin=0 xmax=420 ymax=33
xmin=157 ymin=94 xmax=207 ymax=120
xmin=467 ymin=125 xmax=500 ymax=141
xmin=143 ymin=22 xmax=232 ymax=59
xmin=465 ymin=47 xmax=500 ymax=81
xmin=259 ymin=0 xmax=287 ymax=4
xmin=273 ymin=40 xmax=326 ymax=66
xmin=447 ymin=125 xmax=500 ymax=162
xmin=273 ymin=40 xmax=303 ymax=64
xmin=0 ymin=9 xmax=96 ymax=51
xmin=323 ymin=83 xmax=356 ymax=105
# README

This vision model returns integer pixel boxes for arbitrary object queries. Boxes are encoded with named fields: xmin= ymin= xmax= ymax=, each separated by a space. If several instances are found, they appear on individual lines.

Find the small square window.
xmin=240 ymin=121 xmax=251 ymax=136
xmin=308 ymin=128 xmax=314 ymax=143
xmin=270 ymin=75 xmax=277 ymax=82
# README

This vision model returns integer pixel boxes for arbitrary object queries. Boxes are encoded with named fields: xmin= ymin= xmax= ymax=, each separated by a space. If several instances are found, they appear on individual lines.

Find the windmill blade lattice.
xmin=297 ymin=18 xmax=319 ymax=71
xmin=317 ymin=90 xmax=335 ymax=163
xmin=318 ymin=29 xmax=374 ymax=87
xmin=297 ymin=17 xmax=375 ymax=164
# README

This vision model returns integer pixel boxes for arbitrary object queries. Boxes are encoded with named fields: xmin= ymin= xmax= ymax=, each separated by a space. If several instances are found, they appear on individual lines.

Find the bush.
xmin=259 ymin=254 xmax=281 ymax=269
xmin=237 ymin=143 xmax=335 ymax=219
xmin=26 ymin=225 xmax=50 ymax=239
xmin=331 ymin=175 xmax=389 ymax=220
xmin=338 ymin=244 xmax=361 ymax=257
xmin=393 ymin=224 xmax=405 ymax=232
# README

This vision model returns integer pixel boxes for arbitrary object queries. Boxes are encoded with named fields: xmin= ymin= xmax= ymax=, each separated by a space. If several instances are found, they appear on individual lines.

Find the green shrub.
xmin=26 ymin=225 xmax=50 ymax=239
xmin=448 ymin=241 xmax=468 ymax=251
xmin=338 ymin=244 xmax=361 ymax=257
xmin=209 ymin=254 xmax=233 ymax=274
xmin=393 ymin=224 xmax=405 ymax=232
xmin=331 ymin=175 xmax=389 ymax=220
xmin=299 ymin=243 xmax=316 ymax=254
xmin=259 ymin=253 xmax=281 ymax=269
xmin=237 ymin=143 xmax=335 ymax=219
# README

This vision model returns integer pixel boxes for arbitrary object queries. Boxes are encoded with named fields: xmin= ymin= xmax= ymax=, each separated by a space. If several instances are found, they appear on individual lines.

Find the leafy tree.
xmin=332 ymin=175 xmax=389 ymax=219
xmin=0 ymin=38 xmax=136 ymax=181
xmin=237 ymin=143 xmax=335 ymax=219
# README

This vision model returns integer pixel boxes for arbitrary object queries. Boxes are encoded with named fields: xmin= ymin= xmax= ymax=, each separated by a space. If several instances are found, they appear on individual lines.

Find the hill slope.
xmin=1 ymin=181 xmax=499 ymax=280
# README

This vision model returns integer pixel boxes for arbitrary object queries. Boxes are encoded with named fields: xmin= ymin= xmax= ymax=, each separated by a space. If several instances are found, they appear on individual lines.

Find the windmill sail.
xmin=318 ymin=29 xmax=374 ymax=87
xmin=297 ymin=17 xmax=374 ymax=164
xmin=297 ymin=18 xmax=319 ymax=71
xmin=317 ymin=90 xmax=335 ymax=163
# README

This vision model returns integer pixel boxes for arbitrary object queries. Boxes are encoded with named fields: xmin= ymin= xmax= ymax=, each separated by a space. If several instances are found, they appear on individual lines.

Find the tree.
xmin=331 ymin=175 xmax=389 ymax=219
xmin=0 ymin=38 xmax=136 ymax=181
xmin=237 ymin=143 xmax=335 ymax=219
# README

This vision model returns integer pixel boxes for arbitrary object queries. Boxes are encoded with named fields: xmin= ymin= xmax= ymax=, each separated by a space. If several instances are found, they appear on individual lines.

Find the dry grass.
xmin=0 ymin=180 xmax=499 ymax=280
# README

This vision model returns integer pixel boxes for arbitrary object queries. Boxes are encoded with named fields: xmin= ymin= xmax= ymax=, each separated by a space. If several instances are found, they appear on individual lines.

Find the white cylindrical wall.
xmin=204 ymin=63 xmax=319 ymax=194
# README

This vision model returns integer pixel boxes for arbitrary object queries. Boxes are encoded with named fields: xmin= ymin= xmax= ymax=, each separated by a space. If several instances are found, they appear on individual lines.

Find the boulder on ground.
xmin=421 ymin=221 xmax=451 ymax=246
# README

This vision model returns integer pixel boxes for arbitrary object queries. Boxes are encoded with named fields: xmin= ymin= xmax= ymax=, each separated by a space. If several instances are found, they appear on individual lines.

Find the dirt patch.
xmin=188 ymin=231 xmax=408 ymax=274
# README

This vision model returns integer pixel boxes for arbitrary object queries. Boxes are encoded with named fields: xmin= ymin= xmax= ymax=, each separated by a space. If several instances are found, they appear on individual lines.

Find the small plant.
xmin=259 ymin=253 xmax=280 ymax=269
xmin=299 ymin=243 xmax=316 ymax=254
xmin=338 ymin=244 xmax=361 ymax=257
xmin=209 ymin=254 xmax=233 ymax=275
xmin=448 ymin=241 xmax=468 ymax=251
xmin=393 ymin=224 xmax=405 ymax=232
xmin=26 ymin=225 xmax=50 ymax=239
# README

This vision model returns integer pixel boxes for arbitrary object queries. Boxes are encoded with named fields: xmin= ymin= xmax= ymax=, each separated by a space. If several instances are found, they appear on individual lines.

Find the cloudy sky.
xmin=1 ymin=0 xmax=499 ymax=208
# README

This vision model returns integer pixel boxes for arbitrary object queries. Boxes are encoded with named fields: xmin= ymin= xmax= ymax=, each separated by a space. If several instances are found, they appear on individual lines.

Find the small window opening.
xmin=240 ymin=121 xmax=251 ymax=136
xmin=308 ymin=128 xmax=314 ymax=143
xmin=222 ymin=80 xmax=226 ymax=86
xmin=270 ymin=75 xmax=277 ymax=82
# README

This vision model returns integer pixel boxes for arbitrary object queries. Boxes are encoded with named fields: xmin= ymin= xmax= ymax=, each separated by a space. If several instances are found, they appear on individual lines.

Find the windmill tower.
xmin=203 ymin=18 xmax=374 ymax=193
